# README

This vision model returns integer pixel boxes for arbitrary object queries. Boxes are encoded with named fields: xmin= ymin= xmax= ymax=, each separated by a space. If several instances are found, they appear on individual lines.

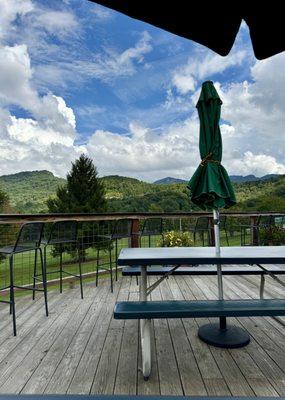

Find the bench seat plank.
xmin=122 ymin=265 xmax=285 ymax=276
xmin=114 ymin=299 xmax=285 ymax=320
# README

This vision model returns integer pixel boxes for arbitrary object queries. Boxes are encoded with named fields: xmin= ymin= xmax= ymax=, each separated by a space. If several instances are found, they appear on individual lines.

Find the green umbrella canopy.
xmin=188 ymin=81 xmax=236 ymax=210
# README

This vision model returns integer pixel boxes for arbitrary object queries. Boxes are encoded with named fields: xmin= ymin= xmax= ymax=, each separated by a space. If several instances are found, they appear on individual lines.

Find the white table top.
xmin=118 ymin=246 xmax=285 ymax=266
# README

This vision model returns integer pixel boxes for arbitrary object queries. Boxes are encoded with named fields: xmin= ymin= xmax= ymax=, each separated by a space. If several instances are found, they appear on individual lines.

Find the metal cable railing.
xmin=0 ymin=212 xmax=284 ymax=291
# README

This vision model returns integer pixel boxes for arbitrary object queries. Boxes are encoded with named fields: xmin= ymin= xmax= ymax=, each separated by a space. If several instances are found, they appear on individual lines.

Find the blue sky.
xmin=1 ymin=0 xmax=285 ymax=180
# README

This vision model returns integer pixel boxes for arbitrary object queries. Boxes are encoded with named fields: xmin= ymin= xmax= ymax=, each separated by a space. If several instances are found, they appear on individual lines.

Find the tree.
xmin=47 ymin=154 xmax=107 ymax=213
xmin=0 ymin=188 xmax=9 ymax=212
xmin=47 ymin=155 xmax=108 ymax=259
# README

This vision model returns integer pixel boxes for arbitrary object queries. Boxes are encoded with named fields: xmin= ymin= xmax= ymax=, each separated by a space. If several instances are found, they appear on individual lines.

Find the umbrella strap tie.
xmin=200 ymin=152 xmax=220 ymax=166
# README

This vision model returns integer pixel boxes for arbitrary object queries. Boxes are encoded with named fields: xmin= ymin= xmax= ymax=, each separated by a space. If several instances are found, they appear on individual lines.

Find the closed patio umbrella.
xmin=188 ymin=81 xmax=249 ymax=348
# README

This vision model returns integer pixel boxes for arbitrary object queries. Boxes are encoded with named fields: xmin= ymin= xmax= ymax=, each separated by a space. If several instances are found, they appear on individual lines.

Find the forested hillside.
xmin=0 ymin=170 xmax=285 ymax=213
xmin=0 ymin=171 xmax=65 ymax=213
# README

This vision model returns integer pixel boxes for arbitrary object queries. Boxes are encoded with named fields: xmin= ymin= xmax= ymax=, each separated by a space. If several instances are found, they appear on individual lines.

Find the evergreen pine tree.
xmin=47 ymin=154 xmax=107 ymax=213
xmin=0 ymin=188 xmax=9 ymax=212
xmin=47 ymin=155 xmax=107 ymax=259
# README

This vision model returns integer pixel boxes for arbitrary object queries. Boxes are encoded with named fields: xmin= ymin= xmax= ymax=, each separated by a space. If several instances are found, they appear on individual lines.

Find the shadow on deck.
xmin=0 ymin=272 xmax=285 ymax=396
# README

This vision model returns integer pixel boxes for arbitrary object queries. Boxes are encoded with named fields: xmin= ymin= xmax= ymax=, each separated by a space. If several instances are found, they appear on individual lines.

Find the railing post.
xmin=250 ymin=216 xmax=259 ymax=245
xmin=131 ymin=218 xmax=140 ymax=248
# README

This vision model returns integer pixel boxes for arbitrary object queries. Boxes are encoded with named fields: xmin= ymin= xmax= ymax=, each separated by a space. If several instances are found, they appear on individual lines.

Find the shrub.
xmin=157 ymin=230 xmax=193 ymax=247
xmin=259 ymin=226 xmax=285 ymax=245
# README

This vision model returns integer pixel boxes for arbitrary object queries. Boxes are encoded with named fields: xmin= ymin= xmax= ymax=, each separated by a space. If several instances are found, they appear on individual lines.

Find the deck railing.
xmin=0 ymin=212 xmax=284 ymax=291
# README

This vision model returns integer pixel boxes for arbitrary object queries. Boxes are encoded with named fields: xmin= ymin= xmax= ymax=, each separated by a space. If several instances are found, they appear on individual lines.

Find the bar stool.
xmin=35 ymin=220 xmax=83 ymax=299
xmin=0 ymin=222 xmax=48 ymax=336
xmin=219 ymin=216 xmax=229 ymax=246
xmin=240 ymin=215 xmax=273 ymax=246
xmin=94 ymin=227 xmax=114 ymax=293
xmin=189 ymin=217 xmax=210 ymax=246
xmin=102 ymin=219 xmax=132 ymax=281
xmin=140 ymin=218 xmax=163 ymax=247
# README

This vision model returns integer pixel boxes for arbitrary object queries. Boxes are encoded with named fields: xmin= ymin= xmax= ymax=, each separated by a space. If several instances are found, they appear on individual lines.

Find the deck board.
xmin=0 ymin=270 xmax=284 ymax=396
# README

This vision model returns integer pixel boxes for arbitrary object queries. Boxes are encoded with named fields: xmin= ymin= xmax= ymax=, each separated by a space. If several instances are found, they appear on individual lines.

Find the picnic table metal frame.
xmin=117 ymin=246 xmax=285 ymax=379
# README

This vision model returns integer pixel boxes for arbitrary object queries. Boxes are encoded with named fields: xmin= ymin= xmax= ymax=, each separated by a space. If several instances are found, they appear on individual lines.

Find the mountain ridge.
xmin=154 ymin=174 xmax=281 ymax=184
xmin=1 ymin=170 xmax=285 ymax=213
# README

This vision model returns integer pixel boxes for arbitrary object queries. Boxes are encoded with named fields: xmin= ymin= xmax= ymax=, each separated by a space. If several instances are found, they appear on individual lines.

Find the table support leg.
xmin=140 ymin=265 xmax=151 ymax=380
xmin=260 ymin=274 xmax=265 ymax=299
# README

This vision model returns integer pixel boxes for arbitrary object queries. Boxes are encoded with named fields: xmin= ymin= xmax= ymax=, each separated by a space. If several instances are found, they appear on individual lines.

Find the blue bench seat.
xmin=114 ymin=299 xmax=285 ymax=320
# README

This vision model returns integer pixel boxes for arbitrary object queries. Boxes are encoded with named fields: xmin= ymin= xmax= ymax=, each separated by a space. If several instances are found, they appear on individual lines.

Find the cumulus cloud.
xmin=0 ymin=2 xmax=81 ymax=177
xmin=218 ymin=56 xmax=285 ymax=170
xmin=172 ymin=49 xmax=248 ymax=95
xmin=0 ymin=0 xmax=155 ymax=178
xmin=224 ymin=152 xmax=285 ymax=177
xmin=86 ymin=119 xmax=200 ymax=181
xmin=83 ymin=47 xmax=285 ymax=181
xmin=0 ymin=44 xmax=39 ymax=110
xmin=0 ymin=94 xmax=82 ymax=176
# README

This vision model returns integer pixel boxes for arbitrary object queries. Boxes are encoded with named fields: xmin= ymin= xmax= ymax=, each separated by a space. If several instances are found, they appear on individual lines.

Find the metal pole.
xmin=213 ymin=209 xmax=223 ymax=298
xmin=213 ymin=209 xmax=226 ymax=330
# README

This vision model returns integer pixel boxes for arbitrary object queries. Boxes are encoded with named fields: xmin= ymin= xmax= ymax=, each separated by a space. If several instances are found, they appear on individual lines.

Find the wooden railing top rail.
xmin=0 ymin=211 xmax=284 ymax=224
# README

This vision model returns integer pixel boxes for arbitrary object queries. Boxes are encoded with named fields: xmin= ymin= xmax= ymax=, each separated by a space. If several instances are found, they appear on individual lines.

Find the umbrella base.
xmin=198 ymin=322 xmax=250 ymax=348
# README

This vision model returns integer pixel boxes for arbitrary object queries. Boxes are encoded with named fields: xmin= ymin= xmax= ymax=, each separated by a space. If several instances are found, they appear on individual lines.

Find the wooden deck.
xmin=0 ymin=272 xmax=285 ymax=396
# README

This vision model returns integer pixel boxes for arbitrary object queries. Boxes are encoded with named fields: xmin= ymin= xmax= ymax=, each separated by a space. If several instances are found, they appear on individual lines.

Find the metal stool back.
xmin=140 ymin=218 xmax=163 ymax=247
xmin=46 ymin=220 xmax=78 ymax=244
xmin=14 ymin=222 xmax=43 ymax=251
xmin=0 ymin=222 xmax=48 ymax=336
xmin=112 ymin=219 xmax=132 ymax=280
xmin=112 ymin=219 xmax=132 ymax=239
xmin=241 ymin=215 xmax=274 ymax=246
xmin=39 ymin=220 xmax=83 ymax=299
xmin=92 ymin=221 xmax=114 ymax=292
xmin=219 ymin=216 xmax=229 ymax=246
xmin=190 ymin=217 xmax=210 ymax=246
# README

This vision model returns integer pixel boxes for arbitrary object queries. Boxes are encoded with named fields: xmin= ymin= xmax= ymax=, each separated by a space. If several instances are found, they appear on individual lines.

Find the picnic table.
xmin=116 ymin=246 xmax=285 ymax=380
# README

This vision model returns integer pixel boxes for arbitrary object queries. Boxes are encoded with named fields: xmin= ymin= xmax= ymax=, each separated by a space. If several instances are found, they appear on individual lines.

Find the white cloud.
xmin=8 ymin=95 xmax=76 ymax=148
xmin=172 ymin=75 xmax=196 ymax=95
xmin=0 ymin=44 xmax=40 ymax=110
xmin=89 ymin=4 xmax=113 ymax=22
xmin=0 ymin=0 xmax=33 ymax=39
xmin=0 ymin=38 xmax=81 ymax=177
xmin=0 ymin=1 xmax=155 ymax=179
xmin=225 ymin=152 xmax=285 ymax=176
xmin=52 ymin=45 xmax=285 ymax=182
xmin=86 ymin=119 xmax=200 ymax=181
xmin=172 ymin=49 xmax=248 ymax=94
xmin=0 ymin=105 xmax=83 ymax=177
xmin=34 ymin=30 xmax=153 ymax=90
xmin=33 ymin=10 xmax=78 ymax=36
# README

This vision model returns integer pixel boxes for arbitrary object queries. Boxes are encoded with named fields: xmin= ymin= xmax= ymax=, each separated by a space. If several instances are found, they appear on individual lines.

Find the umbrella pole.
xmin=198 ymin=208 xmax=250 ymax=347
xmin=213 ymin=209 xmax=227 ymax=330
